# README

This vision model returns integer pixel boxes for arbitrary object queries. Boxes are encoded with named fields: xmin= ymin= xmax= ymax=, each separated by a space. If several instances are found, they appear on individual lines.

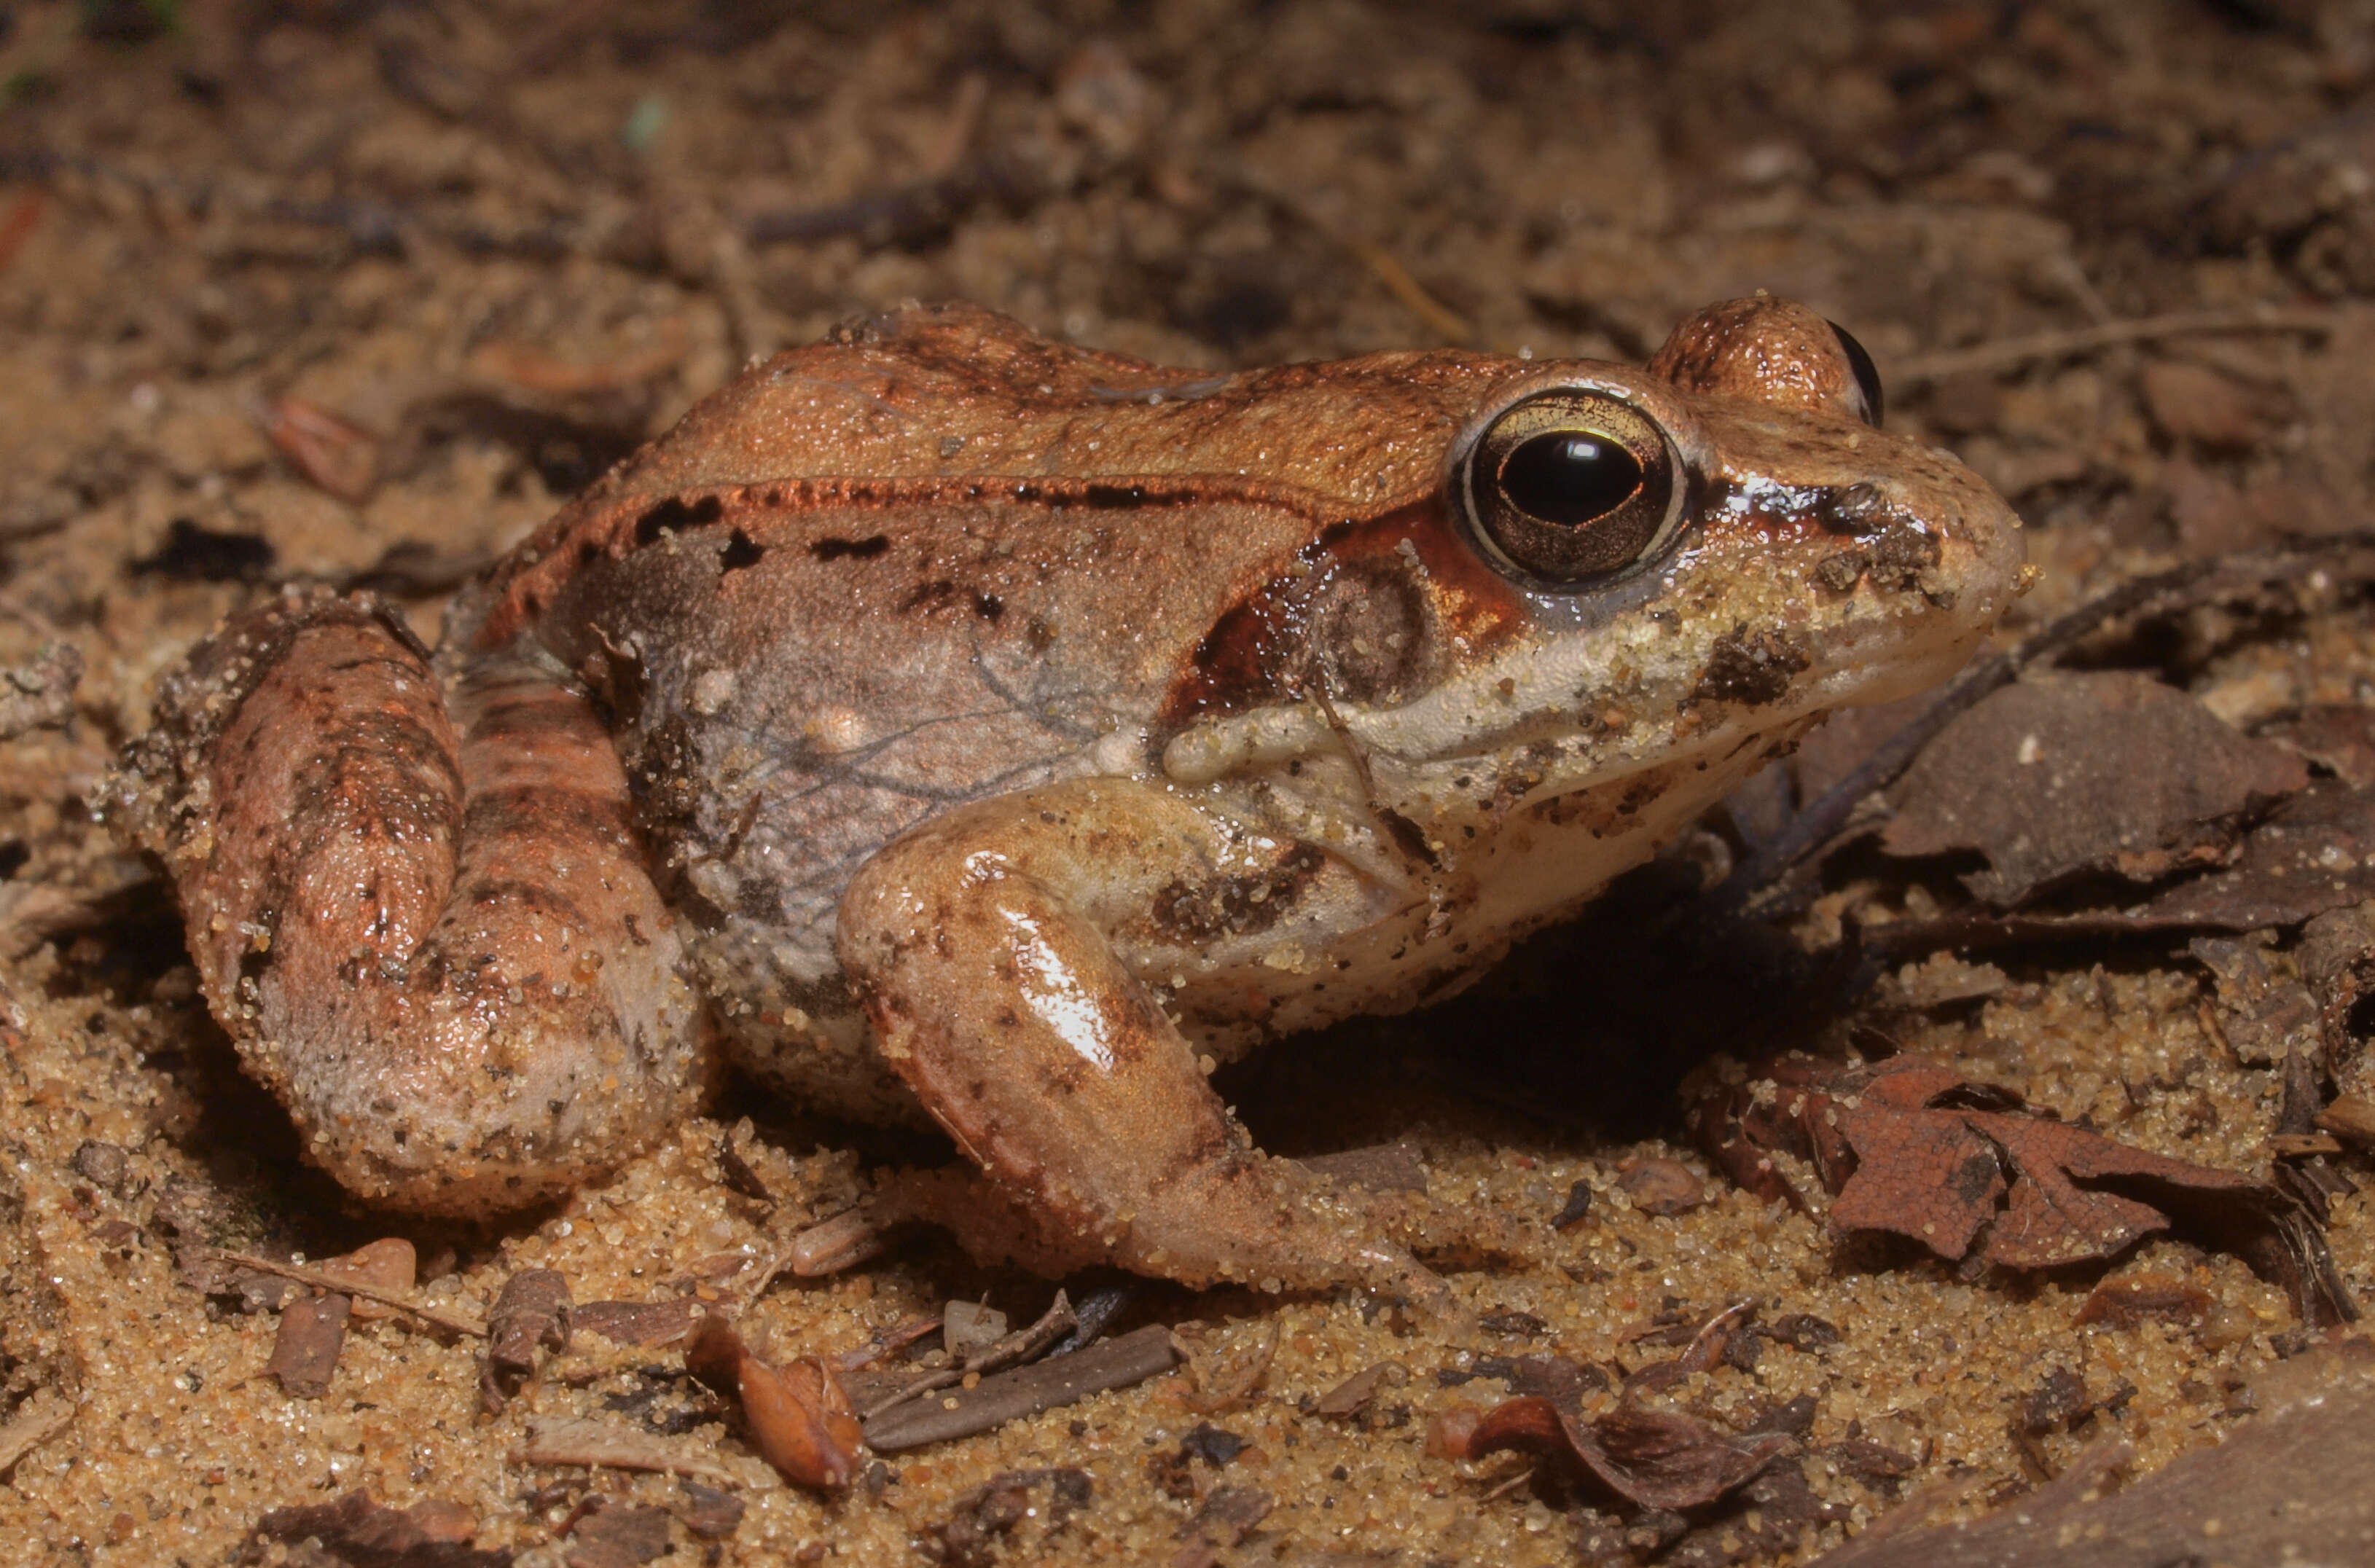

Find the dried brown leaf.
xmin=2263 ymin=705 xmax=2375 ymax=789
xmin=481 ymin=1269 xmax=571 ymax=1413
xmin=1463 ymin=1396 xmax=1791 ymax=1511
xmin=265 ymin=1293 xmax=351 ymax=1398
xmin=1820 ymin=1355 xmax=2375 ymax=1566
xmin=686 ymin=1314 xmax=863 ymax=1489
xmin=563 ymin=1500 xmax=671 ymax=1568
xmin=673 ymin=1481 xmax=744 ymax=1542
xmin=2074 ymin=1274 xmax=2211 ymax=1328
xmin=1692 ymin=1054 xmax=2355 ymax=1325
xmin=1615 ymin=1157 xmax=1706 ymax=1216
xmin=743 ymin=1355 xmax=864 ymax=1491
xmin=2190 ymin=935 xmax=2319 ymax=1067
xmin=925 ymin=1467 xmax=1092 ymax=1568
xmin=245 ymin=1489 xmax=508 ymax=1568
xmin=257 ymin=396 xmax=380 ymax=503
xmin=2140 ymin=781 xmax=2375 ymax=928
xmin=1882 ymin=673 xmax=2306 ymax=905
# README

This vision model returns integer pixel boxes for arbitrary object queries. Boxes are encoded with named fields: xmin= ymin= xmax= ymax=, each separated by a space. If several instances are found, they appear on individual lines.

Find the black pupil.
xmin=1498 ymin=431 xmax=1643 ymax=525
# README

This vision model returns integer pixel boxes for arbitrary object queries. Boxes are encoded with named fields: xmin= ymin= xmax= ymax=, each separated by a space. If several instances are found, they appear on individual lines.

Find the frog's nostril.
xmin=1499 ymin=432 xmax=1644 ymax=524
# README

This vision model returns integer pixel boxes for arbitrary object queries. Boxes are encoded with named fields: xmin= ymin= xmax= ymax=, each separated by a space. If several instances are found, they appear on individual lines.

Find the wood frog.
xmin=115 ymin=297 xmax=2022 ymax=1305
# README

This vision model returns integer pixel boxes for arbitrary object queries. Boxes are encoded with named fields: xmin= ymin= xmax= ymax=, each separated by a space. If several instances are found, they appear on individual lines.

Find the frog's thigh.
xmin=836 ymin=780 xmax=1433 ymax=1300
xmin=128 ymin=592 xmax=708 ymax=1213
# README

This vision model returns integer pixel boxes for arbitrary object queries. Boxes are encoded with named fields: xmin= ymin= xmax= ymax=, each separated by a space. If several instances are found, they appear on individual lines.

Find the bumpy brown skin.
xmin=114 ymin=595 xmax=710 ymax=1212
xmin=116 ymin=298 xmax=2022 ymax=1305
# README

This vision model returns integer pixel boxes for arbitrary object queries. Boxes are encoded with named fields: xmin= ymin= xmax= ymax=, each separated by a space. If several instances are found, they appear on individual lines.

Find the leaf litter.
xmin=1689 ymin=1053 xmax=2353 ymax=1327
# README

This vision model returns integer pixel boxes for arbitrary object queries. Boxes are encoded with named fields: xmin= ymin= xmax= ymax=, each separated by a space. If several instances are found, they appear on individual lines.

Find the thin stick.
xmin=1350 ymin=240 xmax=1473 ymax=344
xmin=1895 ymin=306 xmax=2336 ymax=384
xmin=210 ymin=1250 xmax=488 ymax=1337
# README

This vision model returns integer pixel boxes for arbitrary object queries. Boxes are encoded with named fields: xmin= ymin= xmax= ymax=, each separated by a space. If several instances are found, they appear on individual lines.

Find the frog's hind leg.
xmin=834 ymin=780 xmax=1452 ymax=1310
xmin=115 ymin=588 xmax=711 ymax=1214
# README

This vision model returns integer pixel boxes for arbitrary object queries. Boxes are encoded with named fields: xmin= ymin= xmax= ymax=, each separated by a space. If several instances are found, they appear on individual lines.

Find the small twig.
xmin=1348 ymin=239 xmax=1472 ymax=344
xmin=861 ymin=1322 xmax=1183 ymax=1452
xmin=1676 ymin=1298 xmax=1758 ymax=1368
xmin=512 ymin=1416 xmax=748 ymax=1484
xmin=1479 ymin=1464 xmax=1538 ymax=1502
xmin=209 ymin=1250 xmax=488 ymax=1337
xmin=859 ymin=1292 xmax=1077 ymax=1422
xmin=1895 ymin=305 xmax=2336 ymax=385
xmin=831 ymin=1314 xmax=945 ymax=1375
xmin=923 ymin=74 xmax=989 ymax=181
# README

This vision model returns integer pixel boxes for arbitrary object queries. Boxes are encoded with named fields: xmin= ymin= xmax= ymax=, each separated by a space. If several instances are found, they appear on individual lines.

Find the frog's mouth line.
xmin=1345 ymin=603 xmax=1998 ymax=828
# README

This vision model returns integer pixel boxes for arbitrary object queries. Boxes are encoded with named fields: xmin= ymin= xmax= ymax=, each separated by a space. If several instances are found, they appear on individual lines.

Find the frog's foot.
xmin=111 ymin=588 xmax=711 ymax=1213
xmin=834 ymin=780 xmax=1452 ymax=1312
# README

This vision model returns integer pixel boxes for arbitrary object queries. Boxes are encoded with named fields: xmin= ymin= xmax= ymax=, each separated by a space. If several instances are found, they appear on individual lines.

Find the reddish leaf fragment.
xmin=1174 ymin=1484 xmax=1273 ymax=1568
xmin=686 ymin=1314 xmax=862 ymax=1489
xmin=301 ymin=1238 xmax=417 ymax=1326
xmin=2317 ymin=1094 xmax=2375 ymax=1147
xmin=1882 ymin=673 xmax=2307 ymax=906
xmin=258 ymin=396 xmax=381 ymax=503
xmin=266 ymin=1293 xmax=351 ymax=1398
xmin=1312 ymin=1361 xmax=1396 ymax=1418
xmin=248 ymin=1489 xmax=509 ymax=1567
xmin=482 ymin=1269 xmax=571 ymax=1413
xmin=744 ymin=1355 xmax=864 ymax=1491
xmin=1424 ymin=1402 xmax=1483 ymax=1459
xmin=1616 ymin=1158 xmax=1705 ymax=1216
xmin=564 ymin=1500 xmax=671 ymax=1568
xmin=1465 ymin=1397 xmax=1790 ymax=1512
xmin=2075 ymin=1274 xmax=2212 ymax=1328
xmin=1623 ymin=1300 xmax=1758 ymax=1398
xmin=926 ymin=1467 xmax=1092 ymax=1568
xmin=1692 ymin=1053 xmax=2356 ymax=1326
xmin=674 ymin=1481 xmax=744 ymax=1542
xmin=2023 ymin=1367 xmax=2094 ymax=1432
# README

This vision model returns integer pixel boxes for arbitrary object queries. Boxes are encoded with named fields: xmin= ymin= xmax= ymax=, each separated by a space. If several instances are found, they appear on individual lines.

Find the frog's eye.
xmin=1458 ymin=390 xmax=1684 ymax=585
xmin=1826 ymin=320 xmax=1885 ymax=428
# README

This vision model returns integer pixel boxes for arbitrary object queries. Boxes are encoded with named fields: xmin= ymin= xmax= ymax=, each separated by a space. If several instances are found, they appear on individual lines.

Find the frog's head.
xmin=1162 ymin=296 xmax=2024 ymax=887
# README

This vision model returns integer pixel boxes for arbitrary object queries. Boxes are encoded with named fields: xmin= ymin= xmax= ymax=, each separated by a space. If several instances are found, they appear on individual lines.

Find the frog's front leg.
xmin=836 ymin=779 xmax=1447 ymax=1306
xmin=115 ymin=589 xmax=710 ymax=1212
